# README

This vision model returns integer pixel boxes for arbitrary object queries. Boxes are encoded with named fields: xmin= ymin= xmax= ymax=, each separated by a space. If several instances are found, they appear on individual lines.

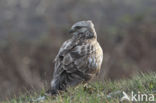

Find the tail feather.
xmin=47 ymin=71 xmax=68 ymax=95
xmin=47 ymin=70 xmax=87 ymax=95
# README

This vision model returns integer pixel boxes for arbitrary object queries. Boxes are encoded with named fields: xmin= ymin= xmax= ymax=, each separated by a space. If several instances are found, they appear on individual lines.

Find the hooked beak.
xmin=69 ymin=28 xmax=75 ymax=34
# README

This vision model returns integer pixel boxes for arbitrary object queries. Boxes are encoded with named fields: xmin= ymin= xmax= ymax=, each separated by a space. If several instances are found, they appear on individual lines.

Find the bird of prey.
xmin=47 ymin=20 xmax=103 ymax=95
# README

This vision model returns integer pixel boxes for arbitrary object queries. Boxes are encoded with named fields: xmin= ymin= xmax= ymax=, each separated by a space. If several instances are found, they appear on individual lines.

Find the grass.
xmin=2 ymin=73 xmax=156 ymax=103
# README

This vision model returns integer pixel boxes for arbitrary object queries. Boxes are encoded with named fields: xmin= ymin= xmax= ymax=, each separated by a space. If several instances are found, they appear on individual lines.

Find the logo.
xmin=121 ymin=91 xmax=155 ymax=102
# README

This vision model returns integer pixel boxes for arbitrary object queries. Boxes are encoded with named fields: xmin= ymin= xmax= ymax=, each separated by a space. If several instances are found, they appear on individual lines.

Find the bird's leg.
xmin=83 ymin=83 xmax=97 ymax=94
xmin=84 ymin=82 xmax=96 ymax=88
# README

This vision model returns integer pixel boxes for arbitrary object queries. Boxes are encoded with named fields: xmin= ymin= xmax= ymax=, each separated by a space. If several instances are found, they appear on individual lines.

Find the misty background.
xmin=0 ymin=0 xmax=156 ymax=100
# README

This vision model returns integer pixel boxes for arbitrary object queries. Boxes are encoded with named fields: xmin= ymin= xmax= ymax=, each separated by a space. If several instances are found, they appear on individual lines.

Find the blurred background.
xmin=0 ymin=0 xmax=156 ymax=100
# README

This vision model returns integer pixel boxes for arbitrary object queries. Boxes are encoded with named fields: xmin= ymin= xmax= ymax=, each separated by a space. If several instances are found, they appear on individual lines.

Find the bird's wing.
xmin=53 ymin=39 xmax=74 ymax=74
xmin=54 ymin=39 xmax=102 ymax=76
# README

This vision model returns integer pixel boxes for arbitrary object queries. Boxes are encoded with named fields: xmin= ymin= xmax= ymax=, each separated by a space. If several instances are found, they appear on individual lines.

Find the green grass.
xmin=3 ymin=73 xmax=156 ymax=103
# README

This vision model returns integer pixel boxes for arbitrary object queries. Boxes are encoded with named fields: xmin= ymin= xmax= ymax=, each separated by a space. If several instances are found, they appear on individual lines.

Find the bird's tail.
xmin=46 ymin=71 xmax=68 ymax=95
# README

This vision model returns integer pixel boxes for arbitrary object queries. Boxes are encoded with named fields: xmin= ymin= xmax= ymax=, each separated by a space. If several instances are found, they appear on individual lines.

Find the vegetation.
xmin=3 ymin=73 xmax=156 ymax=103
xmin=0 ymin=0 xmax=156 ymax=100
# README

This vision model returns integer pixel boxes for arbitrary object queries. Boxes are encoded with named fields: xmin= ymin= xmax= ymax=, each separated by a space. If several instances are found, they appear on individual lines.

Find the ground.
xmin=2 ymin=73 xmax=156 ymax=103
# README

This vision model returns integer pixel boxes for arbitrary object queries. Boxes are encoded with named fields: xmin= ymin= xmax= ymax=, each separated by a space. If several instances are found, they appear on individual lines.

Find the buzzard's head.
xmin=69 ymin=20 xmax=97 ymax=39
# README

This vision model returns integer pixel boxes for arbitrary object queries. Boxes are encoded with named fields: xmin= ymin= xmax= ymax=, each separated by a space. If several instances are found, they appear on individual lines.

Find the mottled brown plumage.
xmin=47 ymin=20 xmax=103 ymax=95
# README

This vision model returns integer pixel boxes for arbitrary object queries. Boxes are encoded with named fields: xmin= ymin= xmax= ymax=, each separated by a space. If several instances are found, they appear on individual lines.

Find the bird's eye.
xmin=75 ymin=26 xmax=82 ymax=29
